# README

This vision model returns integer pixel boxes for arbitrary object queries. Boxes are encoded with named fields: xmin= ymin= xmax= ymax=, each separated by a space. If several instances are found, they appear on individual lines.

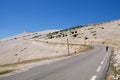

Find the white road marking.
xmin=90 ymin=75 xmax=97 ymax=80
xmin=90 ymin=51 xmax=109 ymax=80
xmin=96 ymin=66 xmax=101 ymax=72
xmin=101 ymin=61 xmax=104 ymax=64
xmin=103 ymin=57 xmax=106 ymax=61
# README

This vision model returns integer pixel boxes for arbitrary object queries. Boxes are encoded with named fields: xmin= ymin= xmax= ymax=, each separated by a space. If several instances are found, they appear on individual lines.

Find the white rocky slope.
xmin=0 ymin=20 xmax=120 ymax=79
xmin=32 ymin=20 xmax=120 ymax=78
xmin=41 ymin=19 xmax=120 ymax=79
xmin=0 ymin=29 xmax=87 ymax=75
xmin=0 ymin=30 xmax=61 ymax=65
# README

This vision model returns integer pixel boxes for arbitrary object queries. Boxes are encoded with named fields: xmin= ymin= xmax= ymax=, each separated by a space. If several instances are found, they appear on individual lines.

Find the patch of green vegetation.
xmin=0 ymin=70 xmax=14 ymax=75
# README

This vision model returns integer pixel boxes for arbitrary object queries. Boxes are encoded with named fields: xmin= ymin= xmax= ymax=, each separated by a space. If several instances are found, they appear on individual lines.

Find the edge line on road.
xmin=96 ymin=66 xmax=102 ymax=72
xmin=90 ymin=75 xmax=97 ymax=80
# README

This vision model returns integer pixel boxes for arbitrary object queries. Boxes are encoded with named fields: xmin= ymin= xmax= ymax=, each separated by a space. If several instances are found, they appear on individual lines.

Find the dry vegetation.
xmin=0 ymin=70 xmax=14 ymax=75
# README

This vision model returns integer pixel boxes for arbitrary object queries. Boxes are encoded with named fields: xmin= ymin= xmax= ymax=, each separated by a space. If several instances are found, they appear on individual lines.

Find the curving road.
xmin=0 ymin=45 xmax=111 ymax=80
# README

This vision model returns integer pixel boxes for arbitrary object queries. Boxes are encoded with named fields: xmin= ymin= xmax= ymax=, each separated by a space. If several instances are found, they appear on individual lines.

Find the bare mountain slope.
xmin=44 ymin=19 xmax=120 ymax=40
xmin=0 ymin=20 xmax=120 ymax=79
xmin=40 ymin=19 xmax=120 ymax=79
xmin=0 ymin=29 xmax=88 ymax=75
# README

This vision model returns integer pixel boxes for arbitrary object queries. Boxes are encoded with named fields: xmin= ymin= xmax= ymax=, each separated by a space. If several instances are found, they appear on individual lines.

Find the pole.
xmin=67 ymin=39 xmax=70 ymax=55
xmin=84 ymin=38 xmax=86 ymax=49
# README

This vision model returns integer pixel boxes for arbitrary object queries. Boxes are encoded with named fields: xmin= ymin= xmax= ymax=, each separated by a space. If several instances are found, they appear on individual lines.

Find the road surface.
xmin=0 ymin=45 xmax=111 ymax=80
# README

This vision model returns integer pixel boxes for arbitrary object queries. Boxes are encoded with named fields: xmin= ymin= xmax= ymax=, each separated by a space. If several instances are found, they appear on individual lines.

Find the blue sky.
xmin=0 ymin=0 xmax=120 ymax=38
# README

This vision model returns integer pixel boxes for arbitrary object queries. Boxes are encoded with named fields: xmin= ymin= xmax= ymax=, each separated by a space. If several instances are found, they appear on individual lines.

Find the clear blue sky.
xmin=0 ymin=0 xmax=120 ymax=38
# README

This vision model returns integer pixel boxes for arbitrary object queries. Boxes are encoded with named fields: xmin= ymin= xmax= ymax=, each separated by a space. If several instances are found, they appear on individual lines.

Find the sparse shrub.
xmin=56 ymin=35 xmax=61 ymax=38
xmin=59 ymin=32 xmax=63 ymax=34
xmin=88 ymin=28 xmax=93 ymax=30
xmin=47 ymin=35 xmax=54 ymax=39
xmin=75 ymin=31 xmax=77 ymax=33
xmin=85 ymin=37 xmax=88 ymax=40
xmin=15 ymin=54 xmax=18 ymax=56
xmin=73 ymin=34 xmax=78 ymax=37
xmin=102 ymin=41 xmax=105 ymax=44
xmin=62 ymin=34 xmax=65 ymax=37
xmin=91 ymin=31 xmax=96 ymax=33
xmin=69 ymin=25 xmax=83 ymax=30
xmin=23 ymin=35 xmax=26 ymax=37
xmin=14 ymin=37 xmax=17 ymax=39
xmin=65 ymin=34 xmax=67 ymax=37
xmin=54 ymin=31 xmax=59 ymax=34
xmin=71 ymin=32 xmax=74 ymax=34
xmin=61 ymin=25 xmax=83 ymax=32
xmin=32 ymin=35 xmax=41 ymax=38
xmin=27 ymin=35 xmax=30 ymax=36
xmin=51 ymin=31 xmax=59 ymax=35
xmin=93 ymin=34 xmax=96 ymax=36
xmin=101 ymin=27 xmax=104 ymax=29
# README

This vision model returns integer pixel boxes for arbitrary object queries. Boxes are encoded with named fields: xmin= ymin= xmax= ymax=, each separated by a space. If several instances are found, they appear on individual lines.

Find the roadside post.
xmin=67 ymin=39 xmax=70 ymax=55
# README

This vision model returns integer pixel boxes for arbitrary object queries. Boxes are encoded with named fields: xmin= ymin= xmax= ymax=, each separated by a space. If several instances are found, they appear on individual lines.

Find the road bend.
xmin=0 ymin=45 xmax=111 ymax=80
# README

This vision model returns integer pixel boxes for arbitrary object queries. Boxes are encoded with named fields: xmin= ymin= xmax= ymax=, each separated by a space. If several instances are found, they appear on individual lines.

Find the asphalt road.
xmin=0 ymin=45 xmax=111 ymax=80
